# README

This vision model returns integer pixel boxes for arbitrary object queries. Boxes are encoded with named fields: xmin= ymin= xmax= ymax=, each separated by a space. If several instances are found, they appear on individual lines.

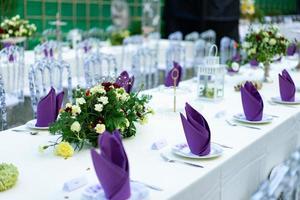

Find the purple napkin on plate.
xmin=180 ymin=103 xmax=210 ymax=156
xmin=91 ymin=130 xmax=130 ymax=200
xmin=287 ymin=43 xmax=297 ymax=56
xmin=35 ymin=87 xmax=64 ymax=127
xmin=164 ymin=62 xmax=182 ymax=87
xmin=241 ymin=81 xmax=264 ymax=121
xmin=279 ymin=69 xmax=295 ymax=102
xmin=115 ymin=71 xmax=134 ymax=93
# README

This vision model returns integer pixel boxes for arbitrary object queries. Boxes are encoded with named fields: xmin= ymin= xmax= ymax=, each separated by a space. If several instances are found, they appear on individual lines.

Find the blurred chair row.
xmin=251 ymin=148 xmax=300 ymax=200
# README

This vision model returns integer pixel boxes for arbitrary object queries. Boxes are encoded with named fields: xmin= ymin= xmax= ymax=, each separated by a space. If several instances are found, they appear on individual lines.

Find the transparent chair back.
xmin=131 ymin=47 xmax=158 ymax=91
xmin=229 ymin=40 xmax=237 ymax=58
xmin=220 ymin=37 xmax=231 ymax=64
xmin=88 ymin=28 xmax=105 ymax=40
xmin=168 ymin=31 xmax=183 ymax=41
xmin=0 ymin=45 xmax=25 ymax=102
xmin=67 ymin=29 xmax=83 ymax=49
xmin=194 ymin=39 xmax=206 ymax=66
xmin=42 ymin=29 xmax=56 ymax=40
xmin=121 ymin=35 xmax=144 ymax=71
xmin=142 ymin=0 xmax=161 ymax=35
xmin=251 ymin=181 xmax=271 ymax=200
xmin=200 ymin=29 xmax=216 ymax=44
xmin=0 ymin=74 xmax=7 ymax=131
xmin=166 ymin=43 xmax=186 ymax=78
xmin=34 ymin=40 xmax=62 ymax=61
xmin=28 ymin=59 xmax=72 ymax=115
xmin=75 ymin=38 xmax=102 ymax=86
xmin=185 ymin=31 xmax=200 ymax=41
xmin=84 ymin=53 xmax=117 ymax=88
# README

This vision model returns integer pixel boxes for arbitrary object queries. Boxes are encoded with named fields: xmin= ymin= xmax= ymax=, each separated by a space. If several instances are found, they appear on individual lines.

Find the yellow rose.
xmin=55 ymin=142 xmax=74 ymax=158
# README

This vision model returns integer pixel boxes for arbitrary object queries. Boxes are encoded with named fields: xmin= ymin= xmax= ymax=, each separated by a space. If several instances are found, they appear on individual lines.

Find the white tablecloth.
xmin=1 ymin=57 xmax=300 ymax=200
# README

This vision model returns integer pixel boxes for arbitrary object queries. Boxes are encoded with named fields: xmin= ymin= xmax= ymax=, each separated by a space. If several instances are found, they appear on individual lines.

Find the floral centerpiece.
xmin=242 ymin=26 xmax=289 ymax=82
xmin=0 ymin=15 xmax=36 ymax=42
xmin=109 ymin=30 xmax=130 ymax=46
xmin=48 ymin=82 xmax=152 ymax=154
xmin=241 ymin=0 xmax=256 ymax=21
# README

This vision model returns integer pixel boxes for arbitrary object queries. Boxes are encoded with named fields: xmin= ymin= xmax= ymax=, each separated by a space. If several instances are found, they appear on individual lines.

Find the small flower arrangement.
xmin=0 ymin=15 xmax=37 ymax=40
xmin=0 ymin=163 xmax=19 ymax=192
xmin=241 ymin=0 xmax=255 ymax=21
xmin=242 ymin=26 xmax=289 ymax=65
xmin=226 ymin=42 xmax=244 ymax=73
xmin=109 ymin=30 xmax=130 ymax=46
xmin=49 ymin=82 xmax=152 ymax=150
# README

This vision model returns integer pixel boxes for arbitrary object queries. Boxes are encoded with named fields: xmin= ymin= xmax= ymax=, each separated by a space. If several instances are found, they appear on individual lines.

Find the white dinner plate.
xmin=25 ymin=119 xmax=49 ymax=130
xmin=233 ymin=113 xmax=273 ymax=124
xmin=271 ymin=97 xmax=300 ymax=105
xmin=172 ymin=143 xmax=223 ymax=159
xmin=81 ymin=182 xmax=149 ymax=200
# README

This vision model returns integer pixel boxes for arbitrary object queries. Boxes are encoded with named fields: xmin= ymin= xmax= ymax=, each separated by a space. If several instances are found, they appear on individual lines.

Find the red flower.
xmin=86 ymin=89 xmax=90 ymax=96
xmin=0 ymin=28 xmax=4 ymax=34
xmin=255 ymin=35 xmax=261 ymax=41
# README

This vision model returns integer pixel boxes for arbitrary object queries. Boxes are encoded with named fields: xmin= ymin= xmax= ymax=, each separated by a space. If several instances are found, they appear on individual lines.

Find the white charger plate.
xmin=25 ymin=119 xmax=49 ymax=130
xmin=82 ymin=182 xmax=149 ymax=200
xmin=233 ymin=113 xmax=273 ymax=124
xmin=172 ymin=143 xmax=223 ymax=159
xmin=271 ymin=97 xmax=300 ymax=105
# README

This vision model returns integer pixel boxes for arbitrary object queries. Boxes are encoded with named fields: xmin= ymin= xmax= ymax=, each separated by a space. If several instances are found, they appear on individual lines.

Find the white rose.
xmin=269 ymin=38 xmax=276 ymax=45
xmin=94 ymin=124 xmax=106 ymax=134
xmin=70 ymin=121 xmax=81 ymax=132
xmin=242 ymin=42 xmax=250 ymax=49
xmin=66 ymin=103 xmax=72 ymax=108
xmin=263 ymin=37 xmax=269 ymax=43
xmin=94 ymin=104 xmax=103 ymax=112
xmin=90 ymin=85 xmax=106 ymax=95
xmin=76 ymin=97 xmax=86 ymax=105
xmin=98 ymin=96 xmax=109 ymax=105
xmin=231 ymin=62 xmax=240 ymax=71
xmin=71 ymin=105 xmax=81 ymax=115
xmin=8 ymin=30 xmax=12 ymax=34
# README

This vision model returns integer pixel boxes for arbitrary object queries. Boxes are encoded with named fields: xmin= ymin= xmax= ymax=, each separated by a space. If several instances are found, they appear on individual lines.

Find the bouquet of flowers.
xmin=242 ymin=26 xmax=289 ymax=65
xmin=49 ymin=82 xmax=153 ymax=150
xmin=0 ymin=15 xmax=37 ymax=40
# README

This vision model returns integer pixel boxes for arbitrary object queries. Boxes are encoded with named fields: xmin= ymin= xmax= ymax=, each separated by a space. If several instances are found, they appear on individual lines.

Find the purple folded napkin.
xmin=287 ymin=43 xmax=297 ymax=56
xmin=43 ymin=48 xmax=53 ymax=58
xmin=115 ymin=71 xmax=134 ymax=93
xmin=250 ymin=59 xmax=259 ymax=67
xmin=36 ymin=87 xmax=64 ymax=127
xmin=241 ymin=81 xmax=264 ymax=121
xmin=180 ymin=103 xmax=210 ymax=156
xmin=164 ymin=62 xmax=182 ymax=87
xmin=279 ymin=69 xmax=295 ymax=102
xmin=91 ymin=130 xmax=130 ymax=200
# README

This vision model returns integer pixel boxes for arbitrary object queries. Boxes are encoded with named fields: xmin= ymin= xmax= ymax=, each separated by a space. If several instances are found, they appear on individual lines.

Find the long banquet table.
xmin=1 ymin=57 xmax=300 ymax=200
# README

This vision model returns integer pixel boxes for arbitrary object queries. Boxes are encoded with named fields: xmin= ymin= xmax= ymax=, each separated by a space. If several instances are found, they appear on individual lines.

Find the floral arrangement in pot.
xmin=242 ymin=26 xmax=289 ymax=82
xmin=46 ymin=82 xmax=153 ymax=157
xmin=0 ymin=15 xmax=36 ymax=42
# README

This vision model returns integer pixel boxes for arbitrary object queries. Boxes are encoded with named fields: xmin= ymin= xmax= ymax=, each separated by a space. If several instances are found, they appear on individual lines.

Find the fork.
xmin=225 ymin=119 xmax=261 ymax=130
xmin=160 ymin=153 xmax=203 ymax=168
xmin=12 ymin=129 xmax=39 ymax=135
xmin=131 ymin=180 xmax=163 ymax=191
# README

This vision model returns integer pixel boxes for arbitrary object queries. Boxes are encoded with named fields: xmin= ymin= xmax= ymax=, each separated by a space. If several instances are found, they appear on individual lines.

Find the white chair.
xmin=34 ymin=40 xmax=62 ymax=61
xmin=0 ymin=74 xmax=7 ymax=130
xmin=185 ymin=31 xmax=200 ymax=41
xmin=0 ymin=45 xmax=24 ymax=102
xmin=220 ymin=37 xmax=232 ymax=64
xmin=165 ymin=43 xmax=186 ymax=78
xmin=121 ymin=35 xmax=144 ymax=71
xmin=168 ymin=31 xmax=183 ymax=41
xmin=28 ymin=59 xmax=72 ymax=114
xmin=83 ymin=53 xmax=117 ymax=88
xmin=200 ymin=29 xmax=216 ymax=44
xmin=131 ymin=47 xmax=158 ymax=90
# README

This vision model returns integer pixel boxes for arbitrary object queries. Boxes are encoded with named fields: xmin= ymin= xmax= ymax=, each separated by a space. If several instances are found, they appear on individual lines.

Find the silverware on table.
xmin=225 ymin=119 xmax=261 ymax=130
xmin=12 ymin=129 xmax=39 ymax=135
xmin=212 ymin=142 xmax=233 ymax=149
xmin=160 ymin=153 xmax=204 ymax=168
xmin=131 ymin=179 xmax=163 ymax=191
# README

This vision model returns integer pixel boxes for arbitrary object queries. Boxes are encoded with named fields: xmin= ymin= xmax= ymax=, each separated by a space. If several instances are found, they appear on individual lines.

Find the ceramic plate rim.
xmin=271 ymin=97 xmax=300 ymax=105
xmin=26 ymin=119 xmax=49 ymax=130
xmin=233 ymin=113 xmax=273 ymax=124
xmin=171 ymin=143 xmax=223 ymax=159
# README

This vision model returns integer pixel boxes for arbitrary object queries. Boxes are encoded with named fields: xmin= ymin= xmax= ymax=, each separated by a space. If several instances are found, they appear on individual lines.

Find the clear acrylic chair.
xmin=75 ymin=38 xmax=102 ymax=86
xmin=200 ymin=29 xmax=216 ymax=44
xmin=0 ymin=45 xmax=25 ymax=102
xmin=220 ymin=37 xmax=232 ymax=64
xmin=67 ymin=29 xmax=83 ymax=49
xmin=131 ymin=47 xmax=158 ymax=91
xmin=34 ymin=40 xmax=62 ymax=61
xmin=88 ymin=28 xmax=106 ymax=40
xmin=42 ymin=29 xmax=56 ymax=40
xmin=165 ymin=43 xmax=186 ymax=79
xmin=0 ymin=74 xmax=7 ymax=131
xmin=168 ymin=31 xmax=183 ymax=41
xmin=84 ymin=53 xmax=117 ymax=88
xmin=185 ymin=31 xmax=200 ymax=41
xmin=28 ymin=59 xmax=72 ymax=115
xmin=121 ymin=35 xmax=144 ymax=71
